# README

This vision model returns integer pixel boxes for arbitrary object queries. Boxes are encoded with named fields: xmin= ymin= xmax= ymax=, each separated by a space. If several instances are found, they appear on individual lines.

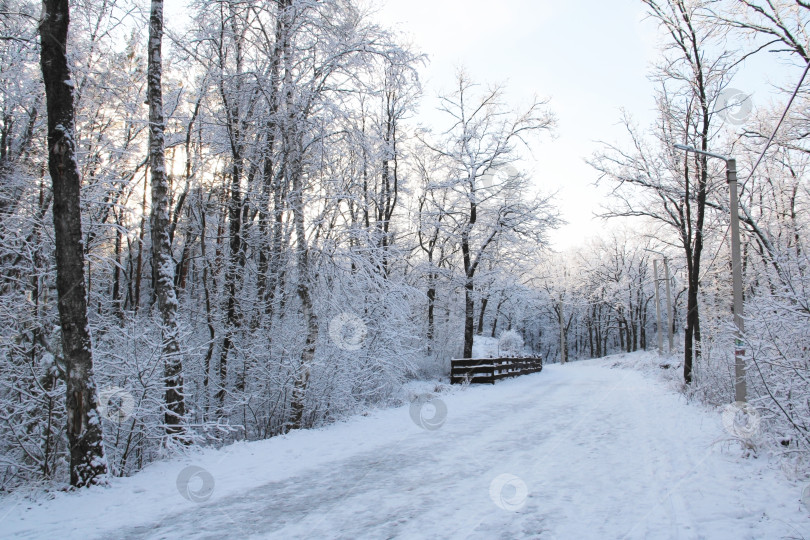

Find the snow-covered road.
xmin=3 ymin=356 xmax=809 ymax=539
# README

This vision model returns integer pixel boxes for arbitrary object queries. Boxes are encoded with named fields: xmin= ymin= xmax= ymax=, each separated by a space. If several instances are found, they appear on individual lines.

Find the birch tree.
xmin=147 ymin=0 xmax=184 ymax=437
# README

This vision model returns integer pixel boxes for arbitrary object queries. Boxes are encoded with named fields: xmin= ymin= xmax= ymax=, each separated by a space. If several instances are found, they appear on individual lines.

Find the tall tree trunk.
xmin=289 ymin=149 xmax=317 ymax=430
xmin=172 ymin=91 xmax=203 ymax=295
xmin=217 ymin=162 xmax=242 ymax=412
xmin=376 ymin=67 xmax=401 ymax=277
xmin=463 ymin=276 xmax=474 ymax=358
xmin=215 ymin=4 xmax=248 ymax=414
xmin=147 ymin=0 xmax=185 ymax=437
xmin=257 ymin=0 xmax=288 ymax=315
xmin=134 ymin=185 xmax=146 ymax=314
xmin=426 ymin=279 xmax=435 ymax=354
xmin=682 ymin=0 xmax=710 ymax=385
xmin=557 ymin=300 xmax=567 ymax=363
xmin=40 ymin=0 xmax=108 ymax=487
xmin=684 ymin=275 xmax=699 ymax=383
xmin=490 ymin=296 xmax=505 ymax=338
xmin=286 ymin=20 xmax=317 ymax=429
xmin=477 ymin=295 xmax=488 ymax=336
xmin=112 ymin=208 xmax=122 ymax=319
xmin=199 ymin=193 xmax=215 ymax=419
xmin=461 ymin=173 xmax=477 ymax=359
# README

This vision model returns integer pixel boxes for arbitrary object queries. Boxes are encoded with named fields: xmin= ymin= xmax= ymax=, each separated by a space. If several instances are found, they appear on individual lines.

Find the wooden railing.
xmin=450 ymin=356 xmax=543 ymax=385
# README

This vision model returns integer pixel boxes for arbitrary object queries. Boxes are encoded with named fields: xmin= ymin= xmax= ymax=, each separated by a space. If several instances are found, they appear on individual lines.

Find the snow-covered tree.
xmin=40 ymin=0 xmax=108 ymax=487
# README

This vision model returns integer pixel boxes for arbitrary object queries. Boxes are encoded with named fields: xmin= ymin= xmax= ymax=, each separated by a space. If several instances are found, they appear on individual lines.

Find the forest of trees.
xmin=1 ymin=0 xmax=809 ymax=489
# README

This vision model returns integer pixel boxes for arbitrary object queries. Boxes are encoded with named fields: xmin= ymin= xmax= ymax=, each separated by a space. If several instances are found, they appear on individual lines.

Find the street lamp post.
xmin=674 ymin=144 xmax=746 ymax=402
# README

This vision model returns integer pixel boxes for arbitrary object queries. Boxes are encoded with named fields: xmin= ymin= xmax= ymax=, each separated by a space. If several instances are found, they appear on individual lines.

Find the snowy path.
xmin=3 ymin=357 xmax=809 ymax=539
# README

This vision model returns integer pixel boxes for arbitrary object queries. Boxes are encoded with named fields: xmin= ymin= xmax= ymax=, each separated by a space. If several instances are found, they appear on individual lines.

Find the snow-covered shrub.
xmin=685 ymin=246 xmax=810 ymax=467
xmin=498 ymin=329 xmax=524 ymax=357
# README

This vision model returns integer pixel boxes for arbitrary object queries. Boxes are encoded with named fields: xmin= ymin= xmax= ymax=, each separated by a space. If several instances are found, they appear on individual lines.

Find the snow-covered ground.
xmin=3 ymin=352 xmax=809 ymax=539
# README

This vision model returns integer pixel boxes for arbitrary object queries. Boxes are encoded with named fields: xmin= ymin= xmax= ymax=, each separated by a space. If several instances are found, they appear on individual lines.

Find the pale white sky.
xmin=370 ymin=0 xmax=803 ymax=251
xmin=372 ymin=0 xmax=661 ymax=250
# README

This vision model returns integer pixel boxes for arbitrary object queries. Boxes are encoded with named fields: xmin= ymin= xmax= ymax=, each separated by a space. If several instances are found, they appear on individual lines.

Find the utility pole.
xmin=674 ymin=144 xmax=746 ymax=402
xmin=653 ymin=259 xmax=663 ymax=355
xmin=646 ymin=248 xmax=675 ymax=355
xmin=663 ymin=257 xmax=674 ymax=354
xmin=727 ymin=158 xmax=746 ymax=402
xmin=558 ymin=299 xmax=566 ymax=364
